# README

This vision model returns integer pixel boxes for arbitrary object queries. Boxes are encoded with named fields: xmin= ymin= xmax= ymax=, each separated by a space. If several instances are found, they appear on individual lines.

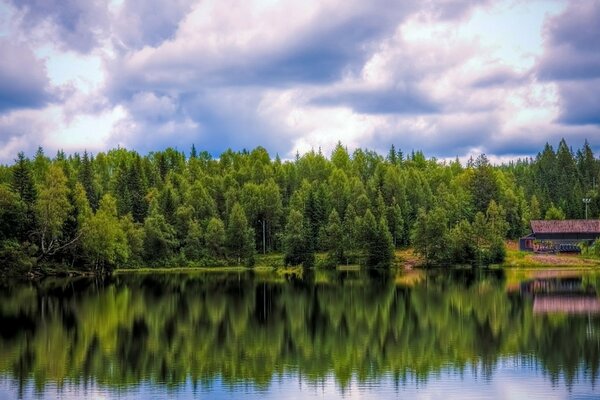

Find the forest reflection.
xmin=1 ymin=269 xmax=599 ymax=395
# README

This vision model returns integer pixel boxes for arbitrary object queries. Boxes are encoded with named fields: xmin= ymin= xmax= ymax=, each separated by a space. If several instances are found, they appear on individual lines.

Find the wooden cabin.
xmin=519 ymin=220 xmax=600 ymax=252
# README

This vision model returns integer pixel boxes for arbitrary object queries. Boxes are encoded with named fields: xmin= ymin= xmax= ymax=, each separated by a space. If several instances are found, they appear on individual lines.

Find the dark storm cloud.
xmin=312 ymin=87 xmax=440 ymax=115
xmin=113 ymin=0 xmax=195 ymax=49
xmin=538 ymin=1 xmax=600 ymax=81
xmin=536 ymin=1 xmax=600 ymax=127
xmin=0 ymin=39 xmax=54 ymax=112
xmin=557 ymin=80 xmax=600 ymax=125
xmin=106 ymin=0 xmax=422 ymax=101
xmin=7 ymin=0 xmax=109 ymax=53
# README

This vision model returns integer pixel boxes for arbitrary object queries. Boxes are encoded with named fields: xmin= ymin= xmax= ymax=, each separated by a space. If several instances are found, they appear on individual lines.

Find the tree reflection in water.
xmin=0 ymin=269 xmax=599 ymax=397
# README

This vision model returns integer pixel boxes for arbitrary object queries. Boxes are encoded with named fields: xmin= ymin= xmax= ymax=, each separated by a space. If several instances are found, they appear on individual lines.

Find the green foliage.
xmin=226 ymin=203 xmax=255 ymax=265
xmin=545 ymin=204 xmax=566 ymax=220
xmin=35 ymin=164 xmax=72 ymax=258
xmin=0 ymin=184 xmax=26 ymax=241
xmin=205 ymin=217 xmax=226 ymax=258
xmin=82 ymin=194 xmax=129 ymax=272
xmin=283 ymin=209 xmax=314 ymax=267
xmin=360 ymin=210 xmax=394 ymax=267
xmin=143 ymin=202 xmax=177 ymax=263
xmin=0 ymin=139 xmax=597 ymax=274
xmin=183 ymin=220 xmax=203 ymax=261
xmin=412 ymin=207 xmax=450 ymax=266
xmin=322 ymin=209 xmax=344 ymax=267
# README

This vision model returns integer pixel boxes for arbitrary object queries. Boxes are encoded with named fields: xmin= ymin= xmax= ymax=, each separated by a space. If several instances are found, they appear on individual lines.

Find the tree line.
xmin=0 ymin=139 xmax=599 ymax=274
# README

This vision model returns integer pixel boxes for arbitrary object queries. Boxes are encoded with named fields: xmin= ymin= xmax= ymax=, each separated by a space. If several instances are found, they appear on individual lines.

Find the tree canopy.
xmin=0 ymin=139 xmax=598 ymax=274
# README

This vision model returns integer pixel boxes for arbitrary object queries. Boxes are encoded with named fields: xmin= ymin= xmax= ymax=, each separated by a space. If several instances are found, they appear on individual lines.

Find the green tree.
xmin=0 ymin=184 xmax=26 ymax=241
xmin=545 ymin=204 xmax=566 ymax=220
xmin=205 ymin=217 xmax=226 ymax=258
xmin=183 ymin=220 xmax=203 ymax=261
xmin=143 ymin=202 xmax=177 ymax=263
xmin=485 ymin=200 xmax=508 ymax=238
xmin=361 ymin=209 xmax=394 ymax=268
xmin=386 ymin=201 xmax=404 ymax=247
xmin=283 ymin=209 xmax=314 ymax=267
xmin=121 ymin=214 xmax=144 ymax=267
xmin=412 ymin=207 xmax=449 ymax=265
xmin=448 ymin=220 xmax=476 ymax=264
xmin=82 ymin=194 xmax=129 ymax=272
xmin=530 ymin=195 xmax=541 ymax=221
xmin=226 ymin=203 xmax=255 ymax=265
xmin=35 ymin=165 xmax=75 ymax=258
xmin=469 ymin=154 xmax=499 ymax=214
xmin=322 ymin=209 xmax=344 ymax=266
xmin=79 ymin=150 xmax=99 ymax=210
xmin=11 ymin=152 xmax=37 ymax=239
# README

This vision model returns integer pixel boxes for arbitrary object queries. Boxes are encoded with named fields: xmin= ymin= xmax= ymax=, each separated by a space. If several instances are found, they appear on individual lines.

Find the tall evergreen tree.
xmin=283 ymin=209 xmax=314 ymax=267
xmin=226 ymin=203 xmax=255 ymax=265
xmin=322 ymin=209 xmax=344 ymax=266
xmin=79 ymin=150 xmax=98 ymax=210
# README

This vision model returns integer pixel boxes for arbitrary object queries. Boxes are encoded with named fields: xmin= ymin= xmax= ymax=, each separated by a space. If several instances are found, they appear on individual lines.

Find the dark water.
xmin=1 ymin=268 xmax=600 ymax=399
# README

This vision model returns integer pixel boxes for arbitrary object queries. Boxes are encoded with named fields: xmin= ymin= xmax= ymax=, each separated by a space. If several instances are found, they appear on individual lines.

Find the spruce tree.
xmin=226 ymin=203 xmax=255 ymax=265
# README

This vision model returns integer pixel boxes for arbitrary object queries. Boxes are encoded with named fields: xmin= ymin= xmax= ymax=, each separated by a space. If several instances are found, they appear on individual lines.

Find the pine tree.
xmin=143 ymin=201 xmax=177 ymax=263
xmin=283 ymin=209 xmax=313 ymax=267
xmin=183 ymin=220 xmax=203 ymax=261
xmin=129 ymin=155 xmax=148 ymax=223
xmin=386 ymin=201 xmax=404 ymax=247
xmin=226 ymin=203 xmax=255 ymax=265
xmin=11 ymin=152 xmax=37 ymax=211
xmin=79 ymin=150 xmax=99 ymax=210
xmin=412 ymin=207 xmax=449 ymax=265
xmin=205 ymin=217 xmax=225 ymax=258
xmin=323 ymin=209 xmax=344 ymax=266
xmin=530 ymin=195 xmax=541 ymax=221
xmin=361 ymin=209 xmax=393 ymax=267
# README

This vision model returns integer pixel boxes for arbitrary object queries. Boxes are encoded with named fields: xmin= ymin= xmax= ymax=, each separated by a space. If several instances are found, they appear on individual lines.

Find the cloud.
xmin=426 ymin=0 xmax=494 ymax=20
xmin=537 ymin=1 xmax=600 ymax=81
xmin=106 ymin=0 xmax=421 ymax=100
xmin=0 ymin=39 xmax=54 ymax=112
xmin=113 ymin=0 xmax=195 ymax=49
xmin=0 ymin=108 xmax=59 ymax=161
xmin=6 ymin=0 xmax=109 ymax=53
xmin=536 ymin=1 xmax=600 ymax=127
xmin=556 ymin=79 xmax=600 ymax=125
xmin=2 ymin=0 xmax=598 ymax=165
xmin=471 ymin=68 xmax=529 ymax=88
xmin=312 ymin=86 xmax=440 ymax=115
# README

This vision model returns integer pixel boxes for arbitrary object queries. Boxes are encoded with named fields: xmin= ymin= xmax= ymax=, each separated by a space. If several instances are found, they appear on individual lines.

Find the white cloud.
xmin=0 ymin=0 xmax=597 ymax=163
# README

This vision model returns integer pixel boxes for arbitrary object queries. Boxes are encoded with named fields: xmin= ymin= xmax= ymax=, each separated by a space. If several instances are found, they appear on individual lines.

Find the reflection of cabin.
xmin=533 ymin=295 xmax=600 ymax=314
xmin=518 ymin=277 xmax=600 ymax=314
xmin=519 ymin=220 xmax=600 ymax=252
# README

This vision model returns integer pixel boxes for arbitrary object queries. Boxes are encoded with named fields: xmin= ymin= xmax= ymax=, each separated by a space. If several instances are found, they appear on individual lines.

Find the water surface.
xmin=1 ymin=268 xmax=599 ymax=399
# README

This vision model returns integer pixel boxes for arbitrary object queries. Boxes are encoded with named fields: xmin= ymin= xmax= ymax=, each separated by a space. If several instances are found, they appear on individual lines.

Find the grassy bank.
xmin=502 ymin=241 xmax=600 ymax=268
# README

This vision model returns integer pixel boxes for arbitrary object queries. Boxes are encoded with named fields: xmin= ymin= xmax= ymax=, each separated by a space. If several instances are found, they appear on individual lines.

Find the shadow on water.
xmin=0 ymin=267 xmax=599 ymax=397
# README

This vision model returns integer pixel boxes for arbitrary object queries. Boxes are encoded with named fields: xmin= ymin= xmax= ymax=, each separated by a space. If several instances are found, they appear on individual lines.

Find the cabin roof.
xmin=530 ymin=219 xmax=600 ymax=234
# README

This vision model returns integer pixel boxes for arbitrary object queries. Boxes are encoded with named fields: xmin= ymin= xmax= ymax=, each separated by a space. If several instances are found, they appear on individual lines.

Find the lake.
xmin=1 ymin=268 xmax=599 ymax=399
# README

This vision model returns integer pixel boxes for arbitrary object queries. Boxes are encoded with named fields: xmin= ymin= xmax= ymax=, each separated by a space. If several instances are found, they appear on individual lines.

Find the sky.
xmin=0 ymin=0 xmax=599 ymax=163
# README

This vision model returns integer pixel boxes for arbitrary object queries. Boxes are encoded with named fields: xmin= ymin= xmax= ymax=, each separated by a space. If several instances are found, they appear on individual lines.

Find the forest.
xmin=0 ymin=139 xmax=599 ymax=275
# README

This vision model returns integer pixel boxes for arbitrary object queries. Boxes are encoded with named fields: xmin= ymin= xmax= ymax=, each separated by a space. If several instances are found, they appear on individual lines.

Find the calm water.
xmin=1 ymin=268 xmax=600 ymax=399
